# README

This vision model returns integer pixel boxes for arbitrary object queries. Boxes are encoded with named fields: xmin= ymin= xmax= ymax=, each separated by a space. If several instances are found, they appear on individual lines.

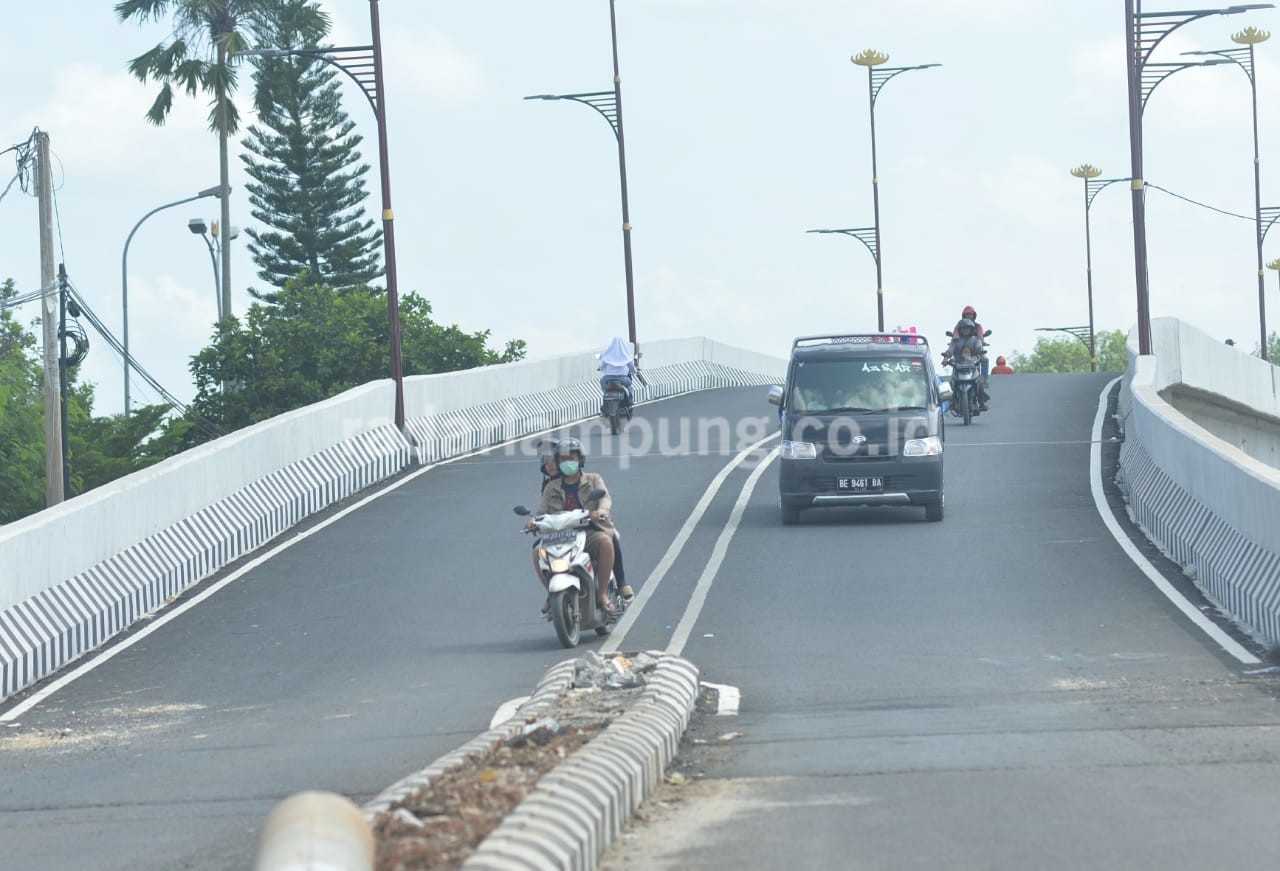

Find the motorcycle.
xmin=943 ymin=329 xmax=992 ymax=426
xmin=515 ymin=491 xmax=627 ymax=648
xmin=600 ymin=377 xmax=633 ymax=435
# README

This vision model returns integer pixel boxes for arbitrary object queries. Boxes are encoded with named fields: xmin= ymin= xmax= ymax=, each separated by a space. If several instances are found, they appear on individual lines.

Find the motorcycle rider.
xmin=942 ymin=319 xmax=990 ymax=410
xmin=598 ymin=337 xmax=640 ymax=408
xmin=525 ymin=437 xmax=623 ymax=617
xmin=953 ymin=305 xmax=990 ymax=382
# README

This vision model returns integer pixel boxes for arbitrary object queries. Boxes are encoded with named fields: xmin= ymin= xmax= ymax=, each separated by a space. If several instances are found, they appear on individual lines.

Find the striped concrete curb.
xmin=406 ymin=361 xmax=777 ymax=464
xmin=362 ymin=658 xmax=579 ymax=821
xmin=1118 ymin=434 xmax=1280 ymax=647
xmin=462 ymin=655 xmax=700 ymax=871
xmin=0 ymin=426 xmax=411 ymax=701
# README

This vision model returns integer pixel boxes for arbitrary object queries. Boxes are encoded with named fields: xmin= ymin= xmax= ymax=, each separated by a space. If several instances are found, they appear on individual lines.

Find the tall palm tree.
xmin=115 ymin=0 xmax=329 ymax=319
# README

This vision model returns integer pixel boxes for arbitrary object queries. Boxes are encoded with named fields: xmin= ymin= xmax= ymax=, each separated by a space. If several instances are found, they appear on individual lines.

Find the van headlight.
xmin=780 ymin=440 xmax=818 ymax=460
xmin=903 ymin=437 xmax=943 ymax=457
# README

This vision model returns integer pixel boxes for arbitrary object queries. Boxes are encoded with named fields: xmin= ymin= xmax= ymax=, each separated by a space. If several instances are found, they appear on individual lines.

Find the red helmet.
xmin=962 ymin=305 xmax=977 ymax=317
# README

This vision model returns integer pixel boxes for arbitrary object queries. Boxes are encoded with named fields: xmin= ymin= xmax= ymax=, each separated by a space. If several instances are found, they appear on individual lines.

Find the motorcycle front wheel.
xmin=550 ymin=589 xmax=581 ymax=648
xmin=959 ymin=389 xmax=972 ymax=425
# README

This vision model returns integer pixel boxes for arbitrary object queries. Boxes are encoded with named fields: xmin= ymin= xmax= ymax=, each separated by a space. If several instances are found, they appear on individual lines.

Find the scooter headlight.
xmin=549 ymin=557 xmax=571 ymax=573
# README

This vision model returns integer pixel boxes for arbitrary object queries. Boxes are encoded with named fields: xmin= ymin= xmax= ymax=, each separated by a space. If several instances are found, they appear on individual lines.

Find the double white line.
xmin=601 ymin=433 xmax=779 ymax=657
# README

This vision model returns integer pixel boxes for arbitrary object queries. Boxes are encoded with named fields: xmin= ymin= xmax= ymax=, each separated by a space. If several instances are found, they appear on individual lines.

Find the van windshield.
xmin=789 ymin=357 xmax=929 ymax=412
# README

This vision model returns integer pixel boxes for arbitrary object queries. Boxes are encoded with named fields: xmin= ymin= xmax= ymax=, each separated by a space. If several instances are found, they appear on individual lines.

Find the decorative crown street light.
xmin=843 ymin=49 xmax=940 ymax=331
xmin=1123 ymin=2 xmax=1273 ymax=356
xmin=1070 ymin=164 xmax=1132 ymax=372
xmin=525 ymin=0 xmax=639 ymax=356
xmin=235 ymin=0 xmax=406 ymax=431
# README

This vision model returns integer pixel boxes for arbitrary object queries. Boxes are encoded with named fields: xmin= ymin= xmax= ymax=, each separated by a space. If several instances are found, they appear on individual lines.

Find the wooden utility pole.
xmin=37 ymin=131 xmax=64 ymax=506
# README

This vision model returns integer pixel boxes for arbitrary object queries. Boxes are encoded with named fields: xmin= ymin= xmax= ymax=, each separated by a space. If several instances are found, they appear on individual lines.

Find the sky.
xmin=2 ymin=0 xmax=1278 ymax=416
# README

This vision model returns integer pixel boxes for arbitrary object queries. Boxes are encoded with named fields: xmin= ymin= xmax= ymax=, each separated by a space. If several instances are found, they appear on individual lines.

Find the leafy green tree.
xmin=1008 ymin=329 xmax=1128 ymax=373
xmin=186 ymin=279 xmax=527 ymax=436
xmin=0 ymin=279 xmax=45 ymax=522
xmin=115 ymin=0 xmax=330 ymax=314
xmin=1 ymin=279 xmax=195 ymax=523
xmin=242 ymin=2 xmax=380 ymax=293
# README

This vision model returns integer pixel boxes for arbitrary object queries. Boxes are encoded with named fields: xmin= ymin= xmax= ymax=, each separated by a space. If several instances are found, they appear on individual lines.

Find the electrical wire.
xmin=64 ymin=279 xmax=226 ymax=441
xmin=1146 ymin=183 xmax=1255 ymax=222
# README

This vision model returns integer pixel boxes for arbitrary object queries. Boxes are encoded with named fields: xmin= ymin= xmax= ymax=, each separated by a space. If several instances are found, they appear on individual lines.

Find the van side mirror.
xmin=767 ymin=385 xmax=784 ymax=406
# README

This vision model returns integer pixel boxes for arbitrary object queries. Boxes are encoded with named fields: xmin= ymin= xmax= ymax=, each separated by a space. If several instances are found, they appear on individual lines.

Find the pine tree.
xmin=241 ymin=34 xmax=381 ymax=293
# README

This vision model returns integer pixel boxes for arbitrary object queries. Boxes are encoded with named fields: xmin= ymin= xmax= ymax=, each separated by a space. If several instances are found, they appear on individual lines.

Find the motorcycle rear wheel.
xmin=550 ymin=589 xmax=581 ymax=648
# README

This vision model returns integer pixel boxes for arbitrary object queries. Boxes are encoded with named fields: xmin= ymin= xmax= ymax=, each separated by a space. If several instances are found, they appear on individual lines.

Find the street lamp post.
xmin=122 ymin=184 xmax=226 ymax=414
xmin=1124 ymin=2 xmax=1273 ymax=356
xmin=1184 ymin=26 xmax=1273 ymax=360
xmin=236 ymin=0 xmax=406 ymax=431
xmin=1070 ymin=165 xmax=1131 ymax=372
xmin=850 ymin=50 xmax=940 ymax=331
xmin=525 ymin=0 xmax=638 ymax=354
xmin=189 ymin=218 xmax=223 ymax=320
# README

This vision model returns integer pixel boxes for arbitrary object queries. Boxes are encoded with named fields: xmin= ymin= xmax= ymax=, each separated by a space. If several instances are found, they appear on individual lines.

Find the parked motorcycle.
xmin=515 ymin=492 xmax=626 ymax=648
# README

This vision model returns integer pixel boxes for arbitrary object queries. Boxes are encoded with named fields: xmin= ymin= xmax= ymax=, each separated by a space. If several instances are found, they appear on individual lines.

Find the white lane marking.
xmin=599 ymin=434 xmax=779 ymax=655
xmin=1 ymin=395 xmax=721 ymax=722
xmin=489 ymin=696 xmax=530 ymax=729
xmin=666 ymin=448 xmax=779 ymax=657
xmin=1090 ymin=378 xmax=1259 ymax=665
xmin=702 ymin=682 xmax=741 ymax=716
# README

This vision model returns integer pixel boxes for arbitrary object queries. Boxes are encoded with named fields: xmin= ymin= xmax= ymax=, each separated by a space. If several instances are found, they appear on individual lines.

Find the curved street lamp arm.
xmin=1087 ymin=177 xmax=1135 ymax=210
xmin=1135 ymin=6 xmax=1271 ymax=67
xmin=236 ymin=47 xmax=381 ymax=115
xmin=870 ymin=64 xmax=942 ymax=107
xmin=807 ymin=228 xmax=881 ymax=267
xmin=525 ymin=92 xmax=621 ymax=141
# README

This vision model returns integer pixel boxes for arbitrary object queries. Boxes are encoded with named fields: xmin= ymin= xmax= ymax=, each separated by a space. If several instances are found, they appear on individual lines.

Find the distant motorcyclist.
xmin=598 ymin=337 xmax=641 ymax=406
xmin=942 ymin=319 xmax=990 ymax=410
xmin=525 ymin=438 xmax=626 ymax=617
xmin=953 ymin=305 xmax=990 ymax=382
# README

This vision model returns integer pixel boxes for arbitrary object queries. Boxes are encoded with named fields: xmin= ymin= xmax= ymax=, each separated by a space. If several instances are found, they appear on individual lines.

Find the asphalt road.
xmin=0 ymin=385 xmax=776 ymax=871
xmin=4 ymin=375 xmax=1279 ymax=870
xmin=604 ymin=373 xmax=1280 ymax=870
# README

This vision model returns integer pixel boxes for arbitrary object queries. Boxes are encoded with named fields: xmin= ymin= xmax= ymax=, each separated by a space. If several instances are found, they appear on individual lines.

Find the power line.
xmin=1146 ymin=183 xmax=1255 ymax=222
xmin=63 ymin=278 xmax=226 ymax=441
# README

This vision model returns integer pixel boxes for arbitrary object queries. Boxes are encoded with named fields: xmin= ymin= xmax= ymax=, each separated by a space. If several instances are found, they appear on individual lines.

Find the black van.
xmin=768 ymin=333 xmax=950 ymax=525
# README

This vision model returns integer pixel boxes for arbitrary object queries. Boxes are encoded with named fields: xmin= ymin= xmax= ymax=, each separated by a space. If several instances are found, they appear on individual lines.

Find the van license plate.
xmin=837 ymin=477 xmax=883 ymax=492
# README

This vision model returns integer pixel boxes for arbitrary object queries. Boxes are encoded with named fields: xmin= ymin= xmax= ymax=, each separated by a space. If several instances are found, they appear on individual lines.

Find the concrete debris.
xmin=717 ymin=731 xmax=744 ymax=742
xmin=392 ymin=808 xmax=422 ymax=828
xmin=522 ymin=716 xmax=560 ymax=736
xmin=574 ymin=651 xmax=658 ymax=690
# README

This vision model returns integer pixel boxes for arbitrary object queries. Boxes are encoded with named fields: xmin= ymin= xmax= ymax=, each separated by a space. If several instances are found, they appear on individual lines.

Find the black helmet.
xmin=555 ymin=437 xmax=586 ymax=462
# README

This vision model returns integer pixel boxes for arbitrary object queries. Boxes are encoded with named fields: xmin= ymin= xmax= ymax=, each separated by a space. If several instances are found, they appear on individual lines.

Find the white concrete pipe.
xmin=254 ymin=791 xmax=374 ymax=871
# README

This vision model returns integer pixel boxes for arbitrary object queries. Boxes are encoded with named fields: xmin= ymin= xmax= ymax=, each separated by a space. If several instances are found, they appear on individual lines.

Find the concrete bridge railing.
xmin=0 ymin=337 xmax=784 ymax=702
xmin=1118 ymin=317 xmax=1280 ymax=649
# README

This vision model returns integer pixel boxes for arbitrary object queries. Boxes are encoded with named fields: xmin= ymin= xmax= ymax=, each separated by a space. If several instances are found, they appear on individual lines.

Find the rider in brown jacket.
xmin=529 ymin=438 xmax=620 ymax=616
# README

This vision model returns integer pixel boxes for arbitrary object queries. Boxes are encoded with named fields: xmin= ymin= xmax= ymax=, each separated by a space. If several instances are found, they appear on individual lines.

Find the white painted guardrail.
xmin=1118 ymin=318 xmax=1280 ymax=648
xmin=0 ymin=337 xmax=784 ymax=703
